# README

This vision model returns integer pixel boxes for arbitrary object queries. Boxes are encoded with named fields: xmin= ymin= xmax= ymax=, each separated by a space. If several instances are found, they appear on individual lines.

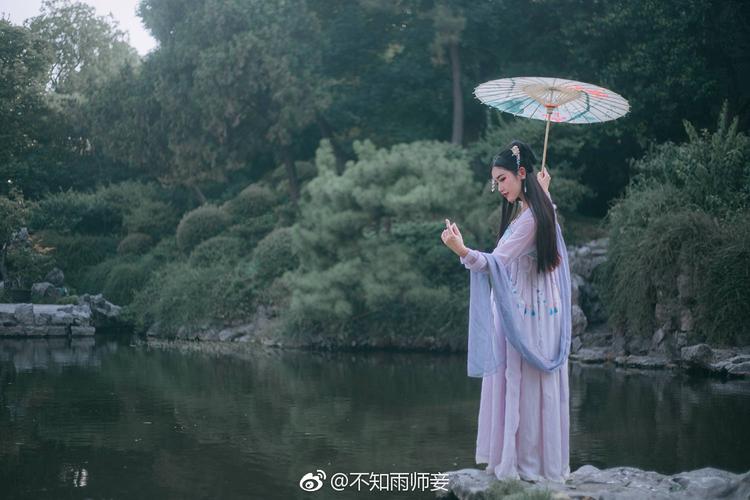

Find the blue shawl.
xmin=466 ymin=219 xmax=572 ymax=377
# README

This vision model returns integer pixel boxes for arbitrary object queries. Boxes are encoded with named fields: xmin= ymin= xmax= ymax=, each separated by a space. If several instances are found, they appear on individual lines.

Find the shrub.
xmin=251 ymin=227 xmax=298 ymax=284
xmin=30 ymin=189 xmax=122 ymax=235
xmin=35 ymin=231 xmax=119 ymax=287
xmin=102 ymin=260 xmax=153 ymax=306
xmin=123 ymin=199 xmax=180 ymax=239
xmin=601 ymin=106 xmax=750 ymax=345
xmin=117 ymin=233 xmax=154 ymax=255
xmin=125 ymin=260 xmax=257 ymax=335
xmin=223 ymin=183 xmax=278 ymax=219
xmin=175 ymin=204 xmax=231 ymax=252
xmin=189 ymin=235 xmax=246 ymax=267
xmin=225 ymin=213 xmax=276 ymax=247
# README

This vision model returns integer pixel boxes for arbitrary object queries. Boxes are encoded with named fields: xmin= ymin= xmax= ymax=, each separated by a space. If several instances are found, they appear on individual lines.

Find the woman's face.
xmin=492 ymin=166 xmax=526 ymax=203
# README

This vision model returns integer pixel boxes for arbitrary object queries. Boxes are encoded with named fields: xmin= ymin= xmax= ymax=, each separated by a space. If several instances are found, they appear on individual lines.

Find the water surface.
xmin=1 ymin=337 xmax=748 ymax=499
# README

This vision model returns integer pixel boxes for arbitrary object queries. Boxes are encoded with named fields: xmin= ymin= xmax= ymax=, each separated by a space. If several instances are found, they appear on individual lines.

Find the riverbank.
xmin=437 ymin=464 xmax=750 ymax=500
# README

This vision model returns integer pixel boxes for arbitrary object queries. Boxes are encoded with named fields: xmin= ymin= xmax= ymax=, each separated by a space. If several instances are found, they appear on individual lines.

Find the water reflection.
xmin=0 ymin=338 xmax=748 ymax=500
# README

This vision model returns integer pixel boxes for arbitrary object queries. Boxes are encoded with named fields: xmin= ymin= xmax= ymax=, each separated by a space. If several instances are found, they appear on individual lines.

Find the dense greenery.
xmin=1 ymin=0 xmax=748 ymax=344
xmin=601 ymin=105 xmax=750 ymax=345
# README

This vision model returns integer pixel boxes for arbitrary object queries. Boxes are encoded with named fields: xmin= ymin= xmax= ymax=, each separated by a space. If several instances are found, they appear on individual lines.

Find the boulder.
xmin=44 ymin=267 xmax=65 ymax=287
xmin=31 ymin=282 xmax=64 ymax=302
xmin=572 ymin=305 xmax=587 ymax=337
xmin=77 ymin=294 xmax=124 ymax=329
xmin=681 ymin=344 xmax=714 ymax=368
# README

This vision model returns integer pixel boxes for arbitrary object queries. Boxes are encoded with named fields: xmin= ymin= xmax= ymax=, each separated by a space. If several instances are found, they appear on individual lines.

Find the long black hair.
xmin=492 ymin=140 xmax=560 ymax=273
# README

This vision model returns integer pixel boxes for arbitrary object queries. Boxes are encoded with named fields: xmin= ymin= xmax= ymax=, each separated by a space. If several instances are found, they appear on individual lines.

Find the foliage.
xmin=251 ymin=227 xmax=298 ymax=285
xmin=0 ymin=20 xmax=52 ymax=193
xmin=222 ymin=184 xmax=278 ymax=219
xmin=124 ymin=260 xmax=257 ymax=336
xmin=283 ymin=139 xmax=474 ymax=339
xmin=26 ymin=0 xmax=139 ymax=94
xmin=122 ymin=199 xmax=180 ymax=240
xmin=602 ymin=107 xmax=750 ymax=344
xmin=117 ymin=233 xmax=154 ymax=256
xmin=34 ymin=230 xmax=118 ymax=287
xmin=101 ymin=259 xmax=153 ymax=306
xmin=189 ymin=236 xmax=246 ymax=268
xmin=175 ymin=204 xmax=231 ymax=253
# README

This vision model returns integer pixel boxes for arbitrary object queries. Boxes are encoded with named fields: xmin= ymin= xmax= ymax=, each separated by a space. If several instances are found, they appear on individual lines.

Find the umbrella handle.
xmin=541 ymin=110 xmax=552 ymax=173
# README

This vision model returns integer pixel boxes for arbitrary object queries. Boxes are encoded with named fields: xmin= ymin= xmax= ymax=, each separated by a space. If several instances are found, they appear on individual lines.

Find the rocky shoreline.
xmin=0 ymin=294 xmax=126 ymax=337
xmin=438 ymin=464 xmax=750 ymax=500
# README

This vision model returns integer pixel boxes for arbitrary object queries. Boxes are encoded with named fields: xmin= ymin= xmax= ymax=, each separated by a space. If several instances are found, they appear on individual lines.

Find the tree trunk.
xmin=281 ymin=146 xmax=300 ymax=204
xmin=449 ymin=41 xmax=464 ymax=146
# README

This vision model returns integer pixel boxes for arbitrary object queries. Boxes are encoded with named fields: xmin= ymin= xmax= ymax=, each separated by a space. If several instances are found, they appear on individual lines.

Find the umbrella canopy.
xmin=474 ymin=76 xmax=630 ymax=170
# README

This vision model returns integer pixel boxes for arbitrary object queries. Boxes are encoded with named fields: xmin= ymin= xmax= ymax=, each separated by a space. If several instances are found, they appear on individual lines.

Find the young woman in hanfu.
xmin=440 ymin=140 xmax=572 ymax=483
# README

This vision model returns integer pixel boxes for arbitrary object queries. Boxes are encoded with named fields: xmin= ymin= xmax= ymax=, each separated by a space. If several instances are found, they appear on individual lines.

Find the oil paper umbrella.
xmin=473 ymin=76 xmax=630 ymax=172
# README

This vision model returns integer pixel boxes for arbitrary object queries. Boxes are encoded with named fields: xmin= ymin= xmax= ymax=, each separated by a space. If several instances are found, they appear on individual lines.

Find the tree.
xmin=0 ymin=20 xmax=53 ymax=197
xmin=133 ymin=0 xmax=332 ymax=204
xmin=26 ymin=0 xmax=139 ymax=95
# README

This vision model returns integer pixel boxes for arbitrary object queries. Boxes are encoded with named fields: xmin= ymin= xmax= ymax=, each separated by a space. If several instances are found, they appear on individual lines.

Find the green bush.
xmin=117 ymin=232 xmax=154 ymax=255
xmin=102 ymin=260 xmax=153 ymax=306
xmin=225 ymin=212 xmax=277 ymax=247
xmin=223 ymin=183 xmax=278 ymax=219
xmin=282 ymin=139 xmax=475 ymax=340
xmin=30 ymin=189 xmax=122 ymax=235
xmin=190 ymin=235 xmax=246 ymax=267
xmin=125 ymin=260 xmax=257 ymax=336
xmin=175 ymin=204 xmax=231 ymax=253
xmin=123 ymin=199 xmax=180 ymax=239
xmin=251 ymin=227 xmax=298 ymax=284
xmin=602 ymin=106 xmax=750 ymax=345
xmin=36 ymin=231 xmax=119 ymax=287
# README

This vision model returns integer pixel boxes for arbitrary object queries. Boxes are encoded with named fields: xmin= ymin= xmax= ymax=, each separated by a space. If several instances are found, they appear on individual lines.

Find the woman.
xmin=440 ymin=140 xmax=572 ymax=483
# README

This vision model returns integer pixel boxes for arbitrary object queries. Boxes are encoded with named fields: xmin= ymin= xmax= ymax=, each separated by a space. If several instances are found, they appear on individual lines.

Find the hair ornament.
xmin=510 ymin=145 xmax=521 ymax=169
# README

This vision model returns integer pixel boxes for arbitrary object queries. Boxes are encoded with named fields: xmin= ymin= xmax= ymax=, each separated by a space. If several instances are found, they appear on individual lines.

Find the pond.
xmin=1 ymin=336 xmax=749 ymax=499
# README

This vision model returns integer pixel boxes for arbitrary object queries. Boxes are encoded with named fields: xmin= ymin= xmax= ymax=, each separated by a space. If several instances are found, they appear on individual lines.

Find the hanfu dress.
xmin=458 ymin=200 xmax=571 ymax=483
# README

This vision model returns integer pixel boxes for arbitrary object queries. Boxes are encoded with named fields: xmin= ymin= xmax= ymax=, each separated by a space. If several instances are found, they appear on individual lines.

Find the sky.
xmin=1 ymin=0 xmax=157 ymax=55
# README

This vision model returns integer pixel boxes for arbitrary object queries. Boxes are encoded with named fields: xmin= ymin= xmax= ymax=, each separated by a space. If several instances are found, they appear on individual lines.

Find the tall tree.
xmin=133 ymin=0 xmax=332 ymax=204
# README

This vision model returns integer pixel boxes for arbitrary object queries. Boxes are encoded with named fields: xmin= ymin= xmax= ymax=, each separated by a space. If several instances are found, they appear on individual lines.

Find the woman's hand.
xmin=537 ymin=167 xmax=551 ymax=194
xmin=441 ymin=218 xmax=467 ymax=257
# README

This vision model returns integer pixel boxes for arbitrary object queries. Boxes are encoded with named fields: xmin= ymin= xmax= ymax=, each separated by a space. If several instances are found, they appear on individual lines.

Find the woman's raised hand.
xmin=441 ymin=218 xmax=466 ymax=256
xmin=537 ymin=167 xmax=551 ymax=194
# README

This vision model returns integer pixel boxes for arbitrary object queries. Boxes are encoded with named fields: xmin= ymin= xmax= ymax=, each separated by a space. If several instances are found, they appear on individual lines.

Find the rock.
xmin=572 ymin=305 xmax=587 ymax=337
xmin=571 ymin=347 xmax=610 ymax=363
xmin=13 ymin=304 xmax=34 ymax=324
xmin=438 ymin=464 xmax=750 ymax=500
xmin=680 ymin=308 xmax=694 ymax=332
xmin=218 ymin=329 xmax=242 ymax=342
xmin=652 ymin=328 xmax=666 ymax=347
xmin=44 ymin=267 xmax=65 ymax=286
xmin=31 ymin=282 xmax=63 ymax=302
xmin=675 ymin=332 xmax=689 ymax=349
xmin=146 ymin=321 xmax=162 ymax=337
xmin=616 ymin=355 xmax=672 ymax=369
xmin=70 ymin=326 xmax=95 ymax=336
xmin=681 ymin=344 xmax=714 ymax=368
xmin=625 ymin=335 xmax=650 ymax=355
xmin=571 ymin=336 xmax=583 ymax=354
xmin=434 ymin=468 xmax=495 ymax=499
xmin=676 ymin=272 xmax=693 ymax=304
xmin=570 ymin=273 xmax=585 ymax=306
xmin=727 ymin=362 xmax=750 ymax=377
xmin=77 ymin=293 xmax=124 ymax=329
xmin=654 ymin=301 xmax=675 ymax=331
